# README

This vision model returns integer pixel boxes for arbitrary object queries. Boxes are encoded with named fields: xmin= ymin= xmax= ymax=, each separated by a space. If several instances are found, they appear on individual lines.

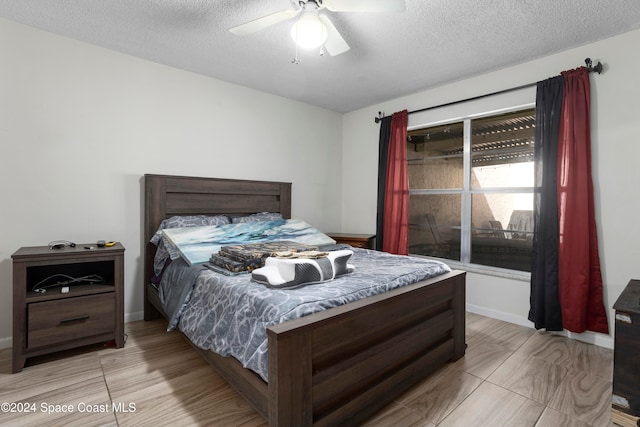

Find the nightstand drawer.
xmin=27 ymin=293 xmax=115 ymax=348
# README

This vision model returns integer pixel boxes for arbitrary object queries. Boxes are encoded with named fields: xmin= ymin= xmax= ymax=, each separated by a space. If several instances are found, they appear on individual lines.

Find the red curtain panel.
xmin=557 ymin=67 xmax=609 ymax=334
xmin=382 ymin=110 xmax=409 ymax=255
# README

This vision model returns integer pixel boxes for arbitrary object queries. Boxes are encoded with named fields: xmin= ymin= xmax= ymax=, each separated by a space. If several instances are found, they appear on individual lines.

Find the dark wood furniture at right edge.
xmin=612 ymin=279 xmax=640 ymax=427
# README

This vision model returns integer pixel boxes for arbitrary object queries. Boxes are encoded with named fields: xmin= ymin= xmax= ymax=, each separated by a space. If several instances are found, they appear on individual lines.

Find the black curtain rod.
xmin=374 ymin=58 xmax=603 ymax=123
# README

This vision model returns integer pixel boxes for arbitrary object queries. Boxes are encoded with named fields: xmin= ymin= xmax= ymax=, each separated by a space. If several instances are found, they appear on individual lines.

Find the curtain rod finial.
xmin=375 ymin=111 xmax=384 ymax=123
xmin=585 ymin=58 xmax=603 ymax=74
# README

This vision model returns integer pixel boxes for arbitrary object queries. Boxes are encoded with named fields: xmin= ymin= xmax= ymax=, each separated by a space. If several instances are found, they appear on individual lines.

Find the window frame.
xmin=407 ymin=102 xmax=536 ymax=280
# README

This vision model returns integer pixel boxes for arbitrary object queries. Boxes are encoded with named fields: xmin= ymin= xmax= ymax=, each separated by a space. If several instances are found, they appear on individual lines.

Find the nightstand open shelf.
xmin=12 ymin=243 xmax=125 ymax=373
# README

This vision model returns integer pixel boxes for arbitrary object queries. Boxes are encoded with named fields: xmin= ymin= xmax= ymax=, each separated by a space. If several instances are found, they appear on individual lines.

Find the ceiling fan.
xmin=228 ymin=0 xmax=406 ymax=57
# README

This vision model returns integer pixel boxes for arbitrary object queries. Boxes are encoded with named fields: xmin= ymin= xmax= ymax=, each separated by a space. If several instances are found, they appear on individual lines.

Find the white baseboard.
xmin=466 ymin=303 xmax=614 ymax=349
xmin=0 ymin=336 xmax=10 ymax=350
xmin=125 ymin=311 xmax=144 ymax=323
xmin=466 ymin=303 xmax=534 ymax=328
xmin=0 ymin=307 xmax=615 ymax=350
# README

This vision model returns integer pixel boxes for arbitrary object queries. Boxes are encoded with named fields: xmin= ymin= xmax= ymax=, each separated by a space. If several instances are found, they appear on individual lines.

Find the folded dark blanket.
xmin=212 ymin=241 xmax=320 ymax=273
xmin=209 ymin=253 xmax=262 ymax=272
xmin=203 ymin=262 xmax=247 ymax=276
xmin=219 ymin=240 xmax=319 ymax=261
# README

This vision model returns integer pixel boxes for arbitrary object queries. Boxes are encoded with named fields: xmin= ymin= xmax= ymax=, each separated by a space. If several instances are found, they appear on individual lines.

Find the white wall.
xmin=342 ymin=29 xmax=640 ymax=347
xmin=2 ymin=17 xmax=639 ymax=351
xmin=0 ymin=18 xmax=343 ymax=345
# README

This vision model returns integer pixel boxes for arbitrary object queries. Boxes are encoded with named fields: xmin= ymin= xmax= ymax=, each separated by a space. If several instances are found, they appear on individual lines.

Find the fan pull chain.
xmin=292 ymin=46 xmax=300 ymax=64
xmin=292 ymin=14 xmax=301 ymax=64
xmin=319 ymin=22 xmax=326 ymax=56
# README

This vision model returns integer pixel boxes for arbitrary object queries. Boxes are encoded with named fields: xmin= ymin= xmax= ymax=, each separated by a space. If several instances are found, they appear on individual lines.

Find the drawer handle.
xmin=59 ymin=315 xmax=90 ymax=324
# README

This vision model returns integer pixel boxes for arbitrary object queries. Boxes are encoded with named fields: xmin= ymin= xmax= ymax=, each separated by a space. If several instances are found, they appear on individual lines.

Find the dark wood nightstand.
xmin=612 ymin=279 xmax=640 ymax=426
xmin=12 ymin=243 xmax=125 ymax=373
xmin=327 ymin=233 xmax=376 ymax=249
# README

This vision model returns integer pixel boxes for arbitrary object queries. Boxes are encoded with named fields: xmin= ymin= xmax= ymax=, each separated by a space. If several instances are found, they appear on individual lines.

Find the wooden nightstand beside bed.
xmin=12 ymin=243 xmax=125 ymax=373
xmin=327 ymin=232 xmax=376 ymax=249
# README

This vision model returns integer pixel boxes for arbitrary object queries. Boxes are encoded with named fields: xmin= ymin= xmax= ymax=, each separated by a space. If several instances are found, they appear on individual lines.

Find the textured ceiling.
xmin=2 ymin=0 xmax=640 ymax=113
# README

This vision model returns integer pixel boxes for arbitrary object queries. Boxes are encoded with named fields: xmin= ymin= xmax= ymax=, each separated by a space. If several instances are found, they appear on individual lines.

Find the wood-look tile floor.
xmin=0 ymin=313 xmax=615 ymax=427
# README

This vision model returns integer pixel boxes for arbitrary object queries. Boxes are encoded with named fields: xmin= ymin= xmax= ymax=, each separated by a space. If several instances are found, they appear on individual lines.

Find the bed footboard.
xmin=267 ymin=270 xmax=466 ymax=427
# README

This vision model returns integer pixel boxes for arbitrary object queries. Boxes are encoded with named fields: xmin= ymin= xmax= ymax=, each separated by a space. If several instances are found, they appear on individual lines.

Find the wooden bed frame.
xmin=143 ymin=174 xmax=466 ymax=427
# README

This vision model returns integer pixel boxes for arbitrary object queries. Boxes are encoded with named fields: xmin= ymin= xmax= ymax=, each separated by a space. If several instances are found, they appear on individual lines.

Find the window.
xmin=407 ymin=108 xmax=535 ymax=272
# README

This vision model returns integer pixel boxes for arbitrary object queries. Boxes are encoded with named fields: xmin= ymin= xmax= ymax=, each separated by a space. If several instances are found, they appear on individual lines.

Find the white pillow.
xmin=251 ymin=250 xmax=354 ymax=289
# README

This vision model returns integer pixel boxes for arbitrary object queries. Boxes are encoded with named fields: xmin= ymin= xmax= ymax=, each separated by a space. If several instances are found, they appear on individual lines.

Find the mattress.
xmin=159 ymin=247 xmax=451 ymax=381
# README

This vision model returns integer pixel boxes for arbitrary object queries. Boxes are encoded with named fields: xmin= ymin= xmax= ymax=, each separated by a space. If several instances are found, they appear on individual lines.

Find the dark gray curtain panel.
xmin=376 ymin=116 xmax=391 ymax=251
xmin=528 ymin=75 xmax=564 ymax=331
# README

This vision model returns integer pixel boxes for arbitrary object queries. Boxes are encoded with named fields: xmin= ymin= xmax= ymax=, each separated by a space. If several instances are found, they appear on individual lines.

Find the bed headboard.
xmin=143 ymin=174 xmax=292 ymax=308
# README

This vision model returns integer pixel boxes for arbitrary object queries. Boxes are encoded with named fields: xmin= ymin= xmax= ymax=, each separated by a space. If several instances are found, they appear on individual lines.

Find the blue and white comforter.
xmin=160 ymin=248 xmax=450 ymax=382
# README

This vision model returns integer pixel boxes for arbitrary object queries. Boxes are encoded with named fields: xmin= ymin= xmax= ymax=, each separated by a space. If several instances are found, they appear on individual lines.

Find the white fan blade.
xmin=229 ymin=9 xmax=299 ymax=36
xmin=318 ymin=15 xmax=350 ymax=56
xmin=324 ymin=0 xmax=405 ymax=13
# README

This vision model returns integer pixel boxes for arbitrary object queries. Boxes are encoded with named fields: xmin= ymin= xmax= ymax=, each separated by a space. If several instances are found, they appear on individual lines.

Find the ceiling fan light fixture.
xmin=291 ymin=12 xmax=328 ymax=49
